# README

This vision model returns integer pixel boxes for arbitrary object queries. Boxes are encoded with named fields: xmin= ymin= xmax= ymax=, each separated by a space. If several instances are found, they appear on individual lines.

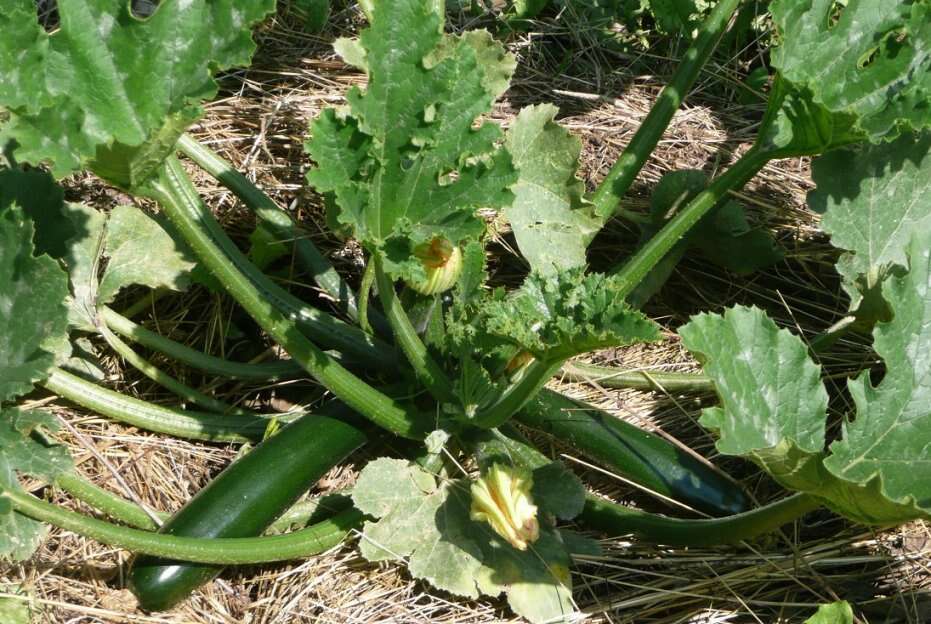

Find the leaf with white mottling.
xmin=504 ymin=104 xmax=602 ymax=274
xmin=97 ymin=205 xmax=196 ymax=304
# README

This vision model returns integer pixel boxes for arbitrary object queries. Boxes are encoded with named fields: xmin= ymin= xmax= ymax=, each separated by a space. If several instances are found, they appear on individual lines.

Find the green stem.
xmin=589 ymin=0 xmax=742 ymax=218
xmin=809 ymin=315 xmax=858 ymax=353
xmin=580 ymin=492 xmax=821 ymax=547
xmin=374 ymin=259 xmax=455 ymax=404
xmin=55 ymin=471 xmax=352 ymax=534
xmin=177 ymin=134 xmax=385 ymax=331
xmin=357 ymin=259 xmax=376 ymax=335
xmin=560 ymin=362 xmax=714 ymax=392
xmin=610 ymin=147 xmax=771 ymax=296
xmin=163 ymin=152 xmax=395 ymax=369
xmin=120 ymin=289 xmax=167 ymax=320
xmin=98 ymin=319 xmax=255 ymax=417
xmin=5 ymin=487 xmax=362 ymax=565
xmin=42 ymin=368 xmax=271 ymax=443
xmin=473 ymin=359 xmax=564 ymax=429
xmin=101 ymin=306 xmax=303 ymax=381
xmin=55 ymin=472 xmax=160 ymax=531
xmin=149 ymin=157 xmax=432 ymax=439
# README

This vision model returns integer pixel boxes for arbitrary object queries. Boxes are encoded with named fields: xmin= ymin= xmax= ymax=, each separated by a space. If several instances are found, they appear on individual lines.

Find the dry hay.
xmin=3 ymin=4 xmax=930 ymax=623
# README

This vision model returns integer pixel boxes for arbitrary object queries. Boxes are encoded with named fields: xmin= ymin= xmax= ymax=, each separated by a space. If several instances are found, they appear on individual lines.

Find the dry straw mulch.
xmin=4 ymin=3 xmax=930 ymax=623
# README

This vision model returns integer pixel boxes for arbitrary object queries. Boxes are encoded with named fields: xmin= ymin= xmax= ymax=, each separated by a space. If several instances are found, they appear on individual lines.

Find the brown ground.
xmin=4 ymin=3 xmax=931 ymax=623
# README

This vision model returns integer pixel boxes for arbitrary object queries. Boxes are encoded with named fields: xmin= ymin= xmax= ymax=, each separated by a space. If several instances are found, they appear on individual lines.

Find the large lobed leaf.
xmin=0 ymin=0 xmax=275 ymax=187
xmin=305 ymin=0 xmax=517 ymax=286
xmin=352 ymin=457 xmax=579 ymax=624
xmin=770 ymin=0 xmax=931 ymax=142
xmin=503 ymin=104 xmax=602 ymax=275
xmin=681 ymin=228 xmax=931 ymax=523
xmin=61 ymin=203 xmax=196 ymax=330
xmin=679 ymin=306 xmax=831 ymax=495
xmin=809 ymin=132 xmax=931 ymax=319
xmin=0 ymin=202 xmax=71 ymax=403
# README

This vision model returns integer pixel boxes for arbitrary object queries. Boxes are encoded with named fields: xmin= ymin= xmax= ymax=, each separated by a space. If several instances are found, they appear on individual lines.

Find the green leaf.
xmin=352 ymin=458 xmax=485 ymax=598
xmin=305 ymin=0 xmax=517 ymax=285
xmin=352 ymin=458 xmax=578 ymax=623
xmin=504 ymin=104 xmax=603 ymax=275
xmin=679 ymin=306 xmax=831 ymax=495
xmin=60 ymin=203 xmax=108 ymax=331
xmin=0 ymin=205 xmax=71 ymax=403
xmin=483 ymin=269 xmax=661 ymax=360
xmin=823 ymin=229 xmax=931 ymax=522
xmin=248 ymin=223 xmax=290 ymax=270
xmin=531 ymin=462 xmax=585 ymax=521
xmin=755 ymin=78 xmax=863 ymax=158
xmin=352 ymin=457 xmax=436 ymax=519
xmin=60 ymin=204 xmax=195 ymax=329
xmin=0 ymin=593 xmax=33 ymax=624
xmin=804 ymin=601 xmax=854 ymax=624
xmin=647 ymin=0 xmax=702 ymax=34
xmin=0 ymin=0 xmax=275 ymax=186
xmin=474 ymin=529 xmax=574 ymax=623
xmin=293 ymin=0 xmax=330 ymax=33
xmin=97 ymin=206 xmax=196 ymax=304
xmin=770 ymin=0 xmax=931 ymax=142
xmin=809 ymin=132 xmax=931 ymax=320
xmin=0 ymin=408 xmax=73 ymax=561
xmin=0 ymin=169 xmax=75 ymax=259
xmin=682 ymin=230 xmax=931 ymax=525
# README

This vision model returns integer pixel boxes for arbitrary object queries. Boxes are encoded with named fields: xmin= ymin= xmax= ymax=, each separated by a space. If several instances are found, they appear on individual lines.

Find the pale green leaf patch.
xmin=809 ymin=132 xmax=931 ymax=322
xmin=97 ymin=206 xmax=196 ymax=304
xmin=504 ymin=104 xmax=602 ymax=275
xmin=61 ymin=204 xmax=196 ymax=330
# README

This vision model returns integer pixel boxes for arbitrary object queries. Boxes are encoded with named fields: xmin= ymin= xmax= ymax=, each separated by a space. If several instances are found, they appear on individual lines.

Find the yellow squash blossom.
xmin=470 ymin=463 xmax=540 ymax=550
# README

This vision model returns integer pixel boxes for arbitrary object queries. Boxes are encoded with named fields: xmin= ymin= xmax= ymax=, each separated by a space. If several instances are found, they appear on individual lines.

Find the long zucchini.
xmin=516 ymin=389 xmax=749 ymax=516
xmin=128 ymin=414 xmax=365 ymax=611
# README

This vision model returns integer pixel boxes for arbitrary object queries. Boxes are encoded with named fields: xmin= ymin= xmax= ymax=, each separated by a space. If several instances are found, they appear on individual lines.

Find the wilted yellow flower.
xmin=470 ymin=463 xmax=540 ymax=550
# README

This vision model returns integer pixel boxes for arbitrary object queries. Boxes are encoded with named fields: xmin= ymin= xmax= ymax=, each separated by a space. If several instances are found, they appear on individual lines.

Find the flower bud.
xmin=408 ymin=238 xmax=463 ymax=295
xmin=470 ymin=463 xmax=540 ymax=550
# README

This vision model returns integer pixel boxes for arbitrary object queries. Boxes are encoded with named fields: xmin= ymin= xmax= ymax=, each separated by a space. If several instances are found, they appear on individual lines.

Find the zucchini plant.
xmin=1 ymin=0 xmax=930 ymax=621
